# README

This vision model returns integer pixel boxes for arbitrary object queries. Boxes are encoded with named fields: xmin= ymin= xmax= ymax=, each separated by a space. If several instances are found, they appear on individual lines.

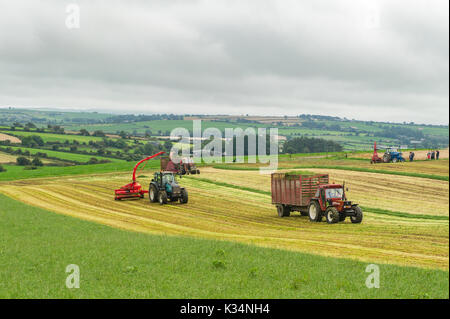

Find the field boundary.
xmin=212 ymin=164 xmax=449 ymax=181
xmin=188 ymin=176 xmax=449 ymax=221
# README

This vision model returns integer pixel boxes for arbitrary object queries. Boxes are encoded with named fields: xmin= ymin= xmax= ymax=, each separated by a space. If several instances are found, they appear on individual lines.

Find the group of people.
xmin=408 ymin=150 xmax=440 ymax=162
xmin=427 ymin=150 xmax=440 ymax=160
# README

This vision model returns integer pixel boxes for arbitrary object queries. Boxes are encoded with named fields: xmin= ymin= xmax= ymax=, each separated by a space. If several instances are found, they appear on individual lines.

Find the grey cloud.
xmin=0 ymin=0 xmax=448 ymax=124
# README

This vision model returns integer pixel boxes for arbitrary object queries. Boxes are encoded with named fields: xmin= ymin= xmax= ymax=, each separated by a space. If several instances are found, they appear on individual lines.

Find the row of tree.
xmin=283 ymin=136 xmax=343 ymax=154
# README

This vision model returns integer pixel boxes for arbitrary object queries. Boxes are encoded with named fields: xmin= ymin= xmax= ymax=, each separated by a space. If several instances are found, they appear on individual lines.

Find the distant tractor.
xmin=371 ymin=142 xmax=405 ymax=163
xmin=271 ymin=173 xmax=363 ymax=224
xmin=149 ymin=171 xmax=188 ymax=205
xmin=160 ymin=156 xmax=200 ymax=175
xmin=383 ymin=147 xmax=405 ymax=163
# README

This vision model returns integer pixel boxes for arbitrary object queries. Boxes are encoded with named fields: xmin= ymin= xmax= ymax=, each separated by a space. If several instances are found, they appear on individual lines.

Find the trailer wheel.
xmin=277 ymin=205 xmax=290 ymax=217
xmin=180 ymin=189 xmax=188 ymax=204
xmin=325 ymin=207 xmax=340 ymax=224
xmin=308 ymin=201 xmax=322 ymax=222
xmin=149 ymin=184 xmax=158 ymax=202
xmin=158 ymin=191 xmax=168 ymax=205
xmin=351 ymin=207 xmax=363 ymax=224
xmin=196 ymin=169 xmax=200 ymax=174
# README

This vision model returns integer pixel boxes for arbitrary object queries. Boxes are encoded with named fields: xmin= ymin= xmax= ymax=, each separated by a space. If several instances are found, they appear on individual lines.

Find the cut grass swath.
xmin=187 ymin=176 xmax=448 ymax=221
xmin=212 ymin=164 xmax=449 ymax=181
xmin=1 ymin=193 xmax=448 ymax=298
xmin=1 ymin=173 xmax=448 ymax=270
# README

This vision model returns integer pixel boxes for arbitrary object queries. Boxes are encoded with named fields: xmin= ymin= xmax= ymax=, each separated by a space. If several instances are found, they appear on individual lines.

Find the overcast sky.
xmin=0 ymin=0 xmax=448 ymax=124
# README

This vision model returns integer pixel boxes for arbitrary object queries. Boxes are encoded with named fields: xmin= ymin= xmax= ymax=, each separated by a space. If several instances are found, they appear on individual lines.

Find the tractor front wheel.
xmin=351 ymin=206 xmax=363 ymax=224
xmin=180 ymin=189 xmax=189 ymax=204
xmin=308 ymin=201 xmax=322 ymax=222
xmin=325 ymin=207 xmax=340 ymax=224
xmin=149 ymin=184 xmax=158 ymax=203
xmin=158 ymin=191 xmax=168 ymax=205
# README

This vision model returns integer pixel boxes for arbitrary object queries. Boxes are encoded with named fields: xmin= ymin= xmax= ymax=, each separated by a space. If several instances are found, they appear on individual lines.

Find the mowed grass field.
xmin=1 ymin=164 xmax=448 ymax=270
xmin=204 ymin=167 xmax=449 ymax=217
xmin=1 ymin=194 xmax=448 ymax=298
xmin=221 ymin=156 xmax=450 ymax=179
xmin=0 ymin=152 xmax=17 ymax=164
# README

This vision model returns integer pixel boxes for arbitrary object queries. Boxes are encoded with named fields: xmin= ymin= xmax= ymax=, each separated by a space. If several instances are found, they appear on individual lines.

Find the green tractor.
xmin=149 ymin=172 xmax=188 ymax=205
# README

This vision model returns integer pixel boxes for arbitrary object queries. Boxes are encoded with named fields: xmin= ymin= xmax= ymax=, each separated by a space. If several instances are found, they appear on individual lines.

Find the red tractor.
xmin=307 ymin=184 xmax=363 ymax=224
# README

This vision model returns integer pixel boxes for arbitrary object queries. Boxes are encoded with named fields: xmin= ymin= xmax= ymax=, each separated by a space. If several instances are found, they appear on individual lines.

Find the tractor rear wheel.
xmin=308 ymin=201 xmax=322 ymax=222
xmin=180 ymin=189 xmax=188 ymax=204
xmin=149 ymin=184 xmax=158 ymax=203
xmin=277 ymin=205 xmax=290 ymax=217
xmin=351 ymin=207 xmax=363 ymax=224
xmin=158 ymin=191 xmax=168 ymax=205
xmin=325 ymin=207 xmax=340 ymax=224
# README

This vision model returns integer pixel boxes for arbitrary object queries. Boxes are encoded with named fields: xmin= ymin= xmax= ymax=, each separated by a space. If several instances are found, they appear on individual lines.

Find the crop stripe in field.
xmin=187 ymin=176 xmax=449 ymax=221
xmin=212 ymin=164 xmax=449 ymax=181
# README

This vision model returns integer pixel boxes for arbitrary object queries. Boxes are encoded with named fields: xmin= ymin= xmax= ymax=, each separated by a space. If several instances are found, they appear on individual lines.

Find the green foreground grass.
xmin=0 ymin=194 xmax=447 ymax=298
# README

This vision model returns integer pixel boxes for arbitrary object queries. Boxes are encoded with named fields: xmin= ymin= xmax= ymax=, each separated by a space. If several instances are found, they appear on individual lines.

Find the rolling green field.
xmin=0 ymin=194 xmax=447 ymax=299
xmin=0 ymin=162 xmax=139 ymax=181
xmin=2 ymin=109 xmax=447 ymax=151
xmin=1 ymin=130 xmax=107 ymax=144
xmin=4 ymin=146 xmax=124 ymax=163
xmin=0 ymin=109 xmax=448 ymax=299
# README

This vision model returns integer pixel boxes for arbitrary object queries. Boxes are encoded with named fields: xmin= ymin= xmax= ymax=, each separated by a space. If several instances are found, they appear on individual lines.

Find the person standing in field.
xmin=427 ymin=151 xmax=431 ymax=160
xmin=431 ymin=151 xmax=435 ymax=160
xmin=436 ymin=150 xmax=440 ymax=160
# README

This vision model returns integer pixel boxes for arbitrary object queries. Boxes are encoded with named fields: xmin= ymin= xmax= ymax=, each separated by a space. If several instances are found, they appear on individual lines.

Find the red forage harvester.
xmin=370 ymin=142 xmax=383 ymax=164
xmin=114 ymin=151 xmax=165 ymax=200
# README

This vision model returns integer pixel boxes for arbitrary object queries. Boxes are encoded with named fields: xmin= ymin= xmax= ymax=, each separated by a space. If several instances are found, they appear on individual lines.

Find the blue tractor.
xmin=383 ymin=147 xmax=405 ymax=163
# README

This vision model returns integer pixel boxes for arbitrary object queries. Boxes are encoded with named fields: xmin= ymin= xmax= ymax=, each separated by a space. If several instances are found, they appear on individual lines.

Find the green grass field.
xmin=4 ymin=146 xmax=124 ymax=164
xmin=0 ymin=130 xmax=107 ymax=144
xmin=0 ymin=194 xmax=447 ymax=299
xmin=0 ymin=162 xmax=141 ymax=181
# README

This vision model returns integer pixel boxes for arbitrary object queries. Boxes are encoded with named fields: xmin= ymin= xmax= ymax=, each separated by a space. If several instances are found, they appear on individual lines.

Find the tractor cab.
xmin=149 ymin=171 xmax=188 ymax=205
xmin=314 ymin=184 xmax=348 ymax=212
xmin=309 ymin=184 xmax=362 ymax=224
